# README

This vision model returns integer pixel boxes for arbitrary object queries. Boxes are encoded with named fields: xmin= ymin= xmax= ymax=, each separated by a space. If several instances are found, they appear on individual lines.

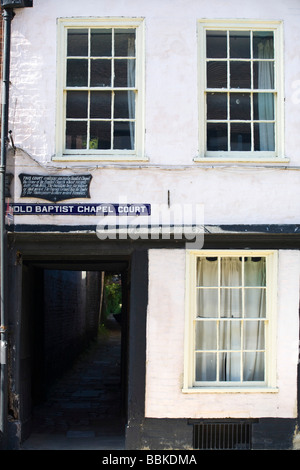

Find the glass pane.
xmin=230 ymin=61 xmax=251 ymax=88
xmin=115 ymin=29 xmax=136 ymax=56
xmin=253 ymin=61 xmax=274 ymax=89
xmin=206 ymin=31 xmax=227 ymax=58
xmin=253 ymin=32 xmax=274 ymax=59
xmin=66 ymin=121 xmax=87 ymax=149
xmin=114 ymin=91 xmax=135 ymax=119
xmin=244 ymin=257 xmax=266 ymax=286
xmin=66 ymin=91 xmax=88 ymax=118
xmin=244 ymin=289 xmax=266 ymax=318
xmin=197 ymin=289 xmax=218 ymax=318
xmin=67 ymin=59 xmax=88 ymax=87
xmin=90 ymin=91 xmax=111 ymax=118
xmin=253 ymin=93 xmax=274 ymax=120
xmin=230 ymin=31 xmax=250 ymax=58
xmin=113 ymin=121 xmax=134 ymax=150
xmin=207 ymin=123 xmax=228 ymax=151
xmin=230 ymin=123 xmax=251 ymax=151
xmin=90 ymin=121 xmax=111 ymax=150
xmin=91 ymin=29 xmax=112 ymax=57
xmin=220 ymin=290 xmax=242 ymax=318
xmin=219 ymin=320 xmax=241 ymax=349
xmin=207 ymin=61 xmax=227 ymax=88
xmin=67 ymin=29 xmax=88 ymax=56
xmin=197 ymin=257 xmax=218 ymax=286
xmin=230 ymin=93 xmax=250 ymax=120
xmin=195 ymin=352 xmax=216 ymax=381
xmin=243 ymin=321 xmax=265 ymax=349
xmin=254 ymin=123 xmax=275 ymax=151
xmin=207 ymin=93 xmax=227 ymax=120
xmin=221 ymin=257 xmax=242 ymax=286
xmin=90 ymin=59 xmax=111 ymax=87
xmin=195 ymin=321 xmax=217 ymax=350
xmin=114 ymin=59 xmax=135 ymax=87
xmin=243 ymin=352 xmax=265 ymax=381
xmin=219 ymin=352 xmax=241 ymax=381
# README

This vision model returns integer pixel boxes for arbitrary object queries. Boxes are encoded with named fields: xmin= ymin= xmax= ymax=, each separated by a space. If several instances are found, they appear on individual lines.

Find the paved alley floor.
xmin=21 ymin=318 xmax=125 ymax=450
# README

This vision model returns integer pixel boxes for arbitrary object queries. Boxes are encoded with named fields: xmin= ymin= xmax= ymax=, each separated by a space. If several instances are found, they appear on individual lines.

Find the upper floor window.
xmin=56 ymin=18 xmax=145 ymax=161
xmin=197 ymin=20 xmax=284 ymax=161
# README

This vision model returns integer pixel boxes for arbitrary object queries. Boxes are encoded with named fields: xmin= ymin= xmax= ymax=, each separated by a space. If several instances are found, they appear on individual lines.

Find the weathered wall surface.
xmin=145 ymin=249 xmax=300 ymax=419
xmin=4 ymin=0 xmax=300 ymax=227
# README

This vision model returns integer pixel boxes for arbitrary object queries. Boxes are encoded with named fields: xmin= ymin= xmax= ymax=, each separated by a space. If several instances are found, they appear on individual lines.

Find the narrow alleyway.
xmin=21 ymin=317 xmax=125 ymax=450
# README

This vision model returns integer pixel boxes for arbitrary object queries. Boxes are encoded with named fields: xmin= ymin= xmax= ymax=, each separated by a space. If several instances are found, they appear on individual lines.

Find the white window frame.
xmin=183 ymin=250 xmax=278 ymax=393
xmin=55 ymin=17 xmax=146 ymax=162
xmin=195 ymin=19 xmax=287 ymax=164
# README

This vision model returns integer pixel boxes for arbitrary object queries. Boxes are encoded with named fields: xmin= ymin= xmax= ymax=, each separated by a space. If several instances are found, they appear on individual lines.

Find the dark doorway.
xmin=19 ymin=258 xmax=130 ymax=449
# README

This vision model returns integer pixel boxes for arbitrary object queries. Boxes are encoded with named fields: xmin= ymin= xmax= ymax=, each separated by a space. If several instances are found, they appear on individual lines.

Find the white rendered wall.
xmin=6 ymin=0 xmax=300 ymax=227
xmin=145 ymin=249 xmax=300 ymax=419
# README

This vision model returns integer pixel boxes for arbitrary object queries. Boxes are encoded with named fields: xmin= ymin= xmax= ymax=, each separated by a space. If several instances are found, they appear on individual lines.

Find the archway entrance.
xmin=19 ymin=258 xmax=130 ymax=450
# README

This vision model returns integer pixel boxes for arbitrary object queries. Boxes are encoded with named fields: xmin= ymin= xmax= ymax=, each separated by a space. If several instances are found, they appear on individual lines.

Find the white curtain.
xmin=196 ymin=257 xmax=265 ymax=383
xmin=257 ymin=38 xmax=274 ymax=151
xmin=127 ymin=36 xmax=136 ymax=149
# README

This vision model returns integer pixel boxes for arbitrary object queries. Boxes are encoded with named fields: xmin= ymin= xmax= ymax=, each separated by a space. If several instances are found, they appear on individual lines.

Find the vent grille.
xmin=193 ymin=421 xmax=252 ymax=450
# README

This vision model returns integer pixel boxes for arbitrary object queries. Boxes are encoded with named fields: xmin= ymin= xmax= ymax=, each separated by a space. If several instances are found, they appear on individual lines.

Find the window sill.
xmin=194 ymin=156 xmax=290 ymax=164
xmin=52 ymin=154 xmax=148 ymax=163
xmin=182 ymin=387 xmax=279 ymax=394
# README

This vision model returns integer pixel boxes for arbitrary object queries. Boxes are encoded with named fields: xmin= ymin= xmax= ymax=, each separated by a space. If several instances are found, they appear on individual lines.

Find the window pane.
xmin=66 ymin=121 xmax=87 ymax=149
xmin=253 ymin=93 xmax=274 ymax=120
xmin=90 ymin=91 xmax=111 ymax=118
xmin=207 ymin=93 xmax=227 ymax=120
xmin=245 ymin=289 xmax=266 ymax=318
xmin=197 ymin=257 xmax=218 ymax=286
xmin=67 ymin=59 xmax=88 ymax=87
xmin=67 ymin=29 xmax=88 ymax=56
xmin=91 ymin=29 xmax=112 ymax=57
xmin=196 ymin=352 xmax=216 ymax=381
xmin=114 ymin=29 xmax=135 ymax=56
xmin=197 ymin=289 xmax=218 ymax=318
xmin=90 ymin=59 xmax=111 ymax=87
xmin=219 ymin=352 xmax=241 ymax=381
xmin=230 ymin=93 xmax=250 ymax=120
xmin=230 ymin=61 xmax=251 ymax=88
xmin=90 ymin=121 xmax=111 ymax=150
xmin=195 ymin=321 xmax=217 ymax=350
xmin=244 ymin=257 xmax=266 ymax=286
xmin=220 ymin=290 xmax=242 ymax=318
xmin=207 ymin=62 xmax=227 ymax=88
xmin=66 ymin=91 xmax=88 ymax=118
xmin=114 ymin=91 xmax=135 ymax=119
xmin=253 ymin=62 xmax=274 ymax=89
xmin=243 ymin=352 xmax=265 ymax=381
xmin=253 ymin=32 xmax=274 ymax=59
xmin=220 ymin=320 xmax=241 ymax=349
xmin=207 ymin=123 xmax=228 ymax=150
xmin=230 ymin=31 xmax=250 ymax=58
xmin=230 ymin=123 xmax=251 ymax=150
xmin=206 ymin=31 xmax=227 ymax=58
xmin=221 ymin=257 xmax=242 ymax=286
xmin=113 ymin=121 xmax=134 ymax=149
xmin=254 ymin=123 xmax=275 ymax=151
xmin=244 ymin=321 xmax=265 ymax=349
xmin=114 ymin=59 xmax=135 ymax=87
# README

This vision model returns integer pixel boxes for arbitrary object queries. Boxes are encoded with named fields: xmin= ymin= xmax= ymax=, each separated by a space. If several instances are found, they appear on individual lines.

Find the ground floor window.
xmin=184 ymin=250 xmax=277 ymax=390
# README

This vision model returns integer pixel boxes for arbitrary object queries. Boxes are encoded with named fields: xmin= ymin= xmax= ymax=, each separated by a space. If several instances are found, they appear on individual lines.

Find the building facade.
xmin=1 ymin=0 xmax=300 ymax=450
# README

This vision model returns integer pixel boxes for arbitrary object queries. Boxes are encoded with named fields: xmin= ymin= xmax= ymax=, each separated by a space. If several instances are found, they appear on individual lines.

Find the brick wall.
xmin=43 ymin=270 xmax=101 ymax=387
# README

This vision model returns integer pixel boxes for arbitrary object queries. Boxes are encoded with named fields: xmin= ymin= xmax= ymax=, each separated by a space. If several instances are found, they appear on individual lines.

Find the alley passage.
xmin=22 ymin=317 xmax=125 ymax=450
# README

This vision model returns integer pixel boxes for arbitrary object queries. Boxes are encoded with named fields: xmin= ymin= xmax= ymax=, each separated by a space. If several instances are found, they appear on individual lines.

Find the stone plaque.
xmin=19 ymin=174 xmax=92 ymax=202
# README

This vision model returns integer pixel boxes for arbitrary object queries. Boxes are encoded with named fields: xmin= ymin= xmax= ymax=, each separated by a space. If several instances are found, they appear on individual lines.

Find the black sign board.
xmin=19 ymin=174 xmax=92 ymax=202
xmin=11 ymin=203 xmax=151 ymax=216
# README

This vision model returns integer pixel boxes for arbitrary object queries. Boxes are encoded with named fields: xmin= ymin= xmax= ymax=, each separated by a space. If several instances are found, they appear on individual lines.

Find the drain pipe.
xmin=0 ymin=6 xmax=13 ymax=449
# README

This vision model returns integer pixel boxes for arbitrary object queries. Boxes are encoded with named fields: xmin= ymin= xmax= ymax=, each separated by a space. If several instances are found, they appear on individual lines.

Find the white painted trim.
xmin=197 ymin=19 xmax=285 ymax=161
xmin=55 ymin=17 xmax=145 ymax=161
